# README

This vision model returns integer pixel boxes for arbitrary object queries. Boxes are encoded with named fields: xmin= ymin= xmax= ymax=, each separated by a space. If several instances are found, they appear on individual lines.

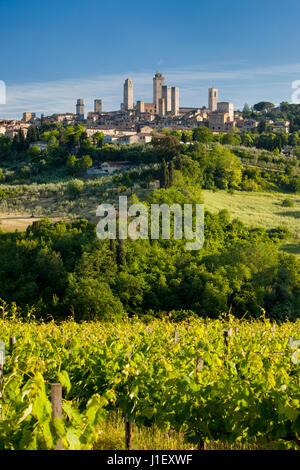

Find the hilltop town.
xmin=0 ymin=71 xmax=291 ymax=142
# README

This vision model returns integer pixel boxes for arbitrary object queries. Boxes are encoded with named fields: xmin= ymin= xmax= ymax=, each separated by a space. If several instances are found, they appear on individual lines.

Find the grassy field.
xmin=202 ymin=189 xmax=300 ymax=257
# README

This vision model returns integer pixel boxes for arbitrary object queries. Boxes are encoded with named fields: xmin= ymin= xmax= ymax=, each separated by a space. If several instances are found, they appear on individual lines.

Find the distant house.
xmin=103 ymin=133 xmax=152 ymax=145
xmin=236 ymin=119 xmax=258 ymax=132
xmin=29 ymin=141 xmax=48 ymax=151
xmin=137 ymin=133 xmax=152 ymax=143
xmin=282 ymin=146 xmax=292 ymax=156
xmin=101 ymin=161 xmax=134 ymax=174
xmin=272 ymin=121 xmax=290 ymax=134
xmin=148 ymin=179 xmax=160 ymax=189
xmin=86 ymin=167 xmax=106 ymax=176
xmin=103 ymin=135 xmax=120 ymax=144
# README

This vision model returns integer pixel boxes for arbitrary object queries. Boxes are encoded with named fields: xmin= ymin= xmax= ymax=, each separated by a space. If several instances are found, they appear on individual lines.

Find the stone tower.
xmin=123 ymin=78 xmax=134 ymax=110
xmin=153 ymin=72 xmax=165 ymax=114
xmin=158 ymin=97 xmax=166 ymax=116
xmin=162 ymin=85 xmax=172 ymax=113
xmin=208 ymin=88 xmax=218 ymax=111
xmin=94 ymin=99 xmax=102 ymax=113
xmin=76 ymin=99 xmax=84 ymax=120
xmin=171 ymin=87 xmax=179 ymax=115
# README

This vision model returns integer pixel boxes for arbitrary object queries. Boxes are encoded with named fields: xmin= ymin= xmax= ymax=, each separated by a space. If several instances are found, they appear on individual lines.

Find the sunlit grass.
xmin=94 ymin=412 xmax=261 ymax=450
xmin=202 ymin=189 xmax=300 ymax=257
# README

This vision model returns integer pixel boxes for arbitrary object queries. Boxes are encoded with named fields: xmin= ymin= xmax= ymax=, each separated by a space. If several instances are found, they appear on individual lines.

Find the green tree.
xmin=117 ymin=239 xmax=126 ymax=267
xmin=77 ymin=155 xmax=92 ymax=172
xmin=161 ymin=159 xmax=169 ymax=189
xmin=192 ymin=127 xmax=214 ymax=143
xmin=221 ymin=133 xmax=242 ymax=146
xmin=66 ymin=155 xmax=77 ymax=174
xmin=254 ymin=102 xmax=275 ymax=113
xmin=66 ymin=179 xmax=84 ymax=198
xmin=168 ymin=161 xmax=175 ymax=187
xmin=66 ymin=276 xmax=124 ymax=320
xmin=257 ymin=120 xmax=267 ymax=134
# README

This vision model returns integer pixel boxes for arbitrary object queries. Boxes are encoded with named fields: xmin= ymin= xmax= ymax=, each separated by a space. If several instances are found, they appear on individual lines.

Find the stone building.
xmin=162 ymin=85 xmax=171 ymax=113
xmin=208 ymin=88 xmax=218 ymax=111
xmin=208 ymin=112 xmax=236 ymax=132
xmin=217 ymin=102 xmax=234 ymax=121
xmin=171 ymin=87 xmax=179 ymax=115
xmin=158 ymin=98 xmax=166 ymax=117
xmin=123 ymin=78 xmax=134 ymax=110
xmin=22 ymin=112 xmax=36 ymax=122
xmin=50 ymin=113 xmax=75 ymax=124
xmin=136 ymin=100 xmax=145 ymax=113
xmin=76 ymin=99 xmax=84 ymax=120
xmin=94 ymin=99 xmax=102 ymax=113
xmin=153 ymin=72 xmax=165 ymax=114
xmin=136 ymin=101 xmax=155 ymax=116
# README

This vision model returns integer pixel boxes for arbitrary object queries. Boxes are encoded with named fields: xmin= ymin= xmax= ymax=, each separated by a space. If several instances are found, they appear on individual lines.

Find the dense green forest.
xmin=0 ymin=193 xmax=298 ymax=321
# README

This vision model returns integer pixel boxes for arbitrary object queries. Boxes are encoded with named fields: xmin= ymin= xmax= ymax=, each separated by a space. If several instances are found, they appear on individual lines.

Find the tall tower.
xmin=136 ymin=100 xmax=145 ymax=113
xmin=123 ymin=78 xmax=133 ymax=110
xmin=208 ymin=88 xmax=218 ymax=112
xmin=158 ymin=98 xmax=166 ymax=117
xmin=153 ymin=72 xmax=165 ymax=114
xmin=162 ymin=85 xmax=172 ymax=113
xmin=171 ymin=87 xmax=179 ymax=115
xmin=94 ymin=99 xmax=102 ymax=113
xmin=76 ymin=99 xmax=84 ymax=120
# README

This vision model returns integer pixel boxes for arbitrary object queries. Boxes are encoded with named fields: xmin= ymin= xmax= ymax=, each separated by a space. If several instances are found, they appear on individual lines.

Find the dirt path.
xmin=0 ymin=213 xmax=63 ymax=232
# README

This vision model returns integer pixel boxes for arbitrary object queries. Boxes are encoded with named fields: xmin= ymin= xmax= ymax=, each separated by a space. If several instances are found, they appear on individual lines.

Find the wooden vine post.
xmin=223 ymin=328 xmax=233 ymax=357
xmin=0 ymin=344 xmax=4 ymax=419
xmin=174 ymin=328 xmax=179 ymax=345
xmin=51 ymin=383 xmax=63 ymax=450
xmin=195 ymin=354 xmax=203 ymax=384
xmin=125 ymin=418 xmax=133 ymax=450
xmin=195 ymin=355 xmax=206 ymax=450
xmin=9 ymin=336 xmax=16 ymax=355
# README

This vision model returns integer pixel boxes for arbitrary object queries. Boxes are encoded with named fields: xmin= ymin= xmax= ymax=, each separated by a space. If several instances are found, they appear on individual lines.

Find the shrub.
xmin=282 ymin=198 xmax=294 ymax=207
xmin=66 ymin=179 xmax=84 ymax=198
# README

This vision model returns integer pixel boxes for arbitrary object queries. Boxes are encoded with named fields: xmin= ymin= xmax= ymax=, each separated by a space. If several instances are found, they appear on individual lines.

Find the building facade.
xmin=162 ymin=85 xmax=171 ymax=113
xmin=217 ymin=102 xmax=234 ymax=121
xmin=171 ymin=87 xmax=179 ymax=115
xmin=208 ymin=88 xmax=218 ymax=111
xmin=158 ymin=98 xmax=166 ymax=117
xmin=153 ymin=72 xmax=165 ymax=114
xmin=76 ymin=99 xmax=84 ymax=120
xmin=123 ymin=78 xmax=134 ymax=110
xmin=94 ymin=99 xmax=102 ymax=113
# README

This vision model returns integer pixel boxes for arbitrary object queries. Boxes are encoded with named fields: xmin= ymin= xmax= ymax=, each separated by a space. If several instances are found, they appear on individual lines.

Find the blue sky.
xmin=0 ymin=0 xmax=299 ymax=118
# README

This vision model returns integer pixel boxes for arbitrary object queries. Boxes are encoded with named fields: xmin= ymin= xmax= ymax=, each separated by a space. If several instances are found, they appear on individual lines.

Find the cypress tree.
xmin=168 ymin=161 xmax=174 ymax=187
xmin=117 ymin=238 xmax=125 ymax=266
xmin=161 ymin=159 xmax=169 ymax=189
xmin=110 ymin=238 xmax=116 ymax=261
xmin=18 ymin=129 xmax=27 ymax=151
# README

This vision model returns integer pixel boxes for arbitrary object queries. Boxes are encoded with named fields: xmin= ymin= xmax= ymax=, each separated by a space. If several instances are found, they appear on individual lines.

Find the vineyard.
xmin=0 ymin=314 xmax=299 ymax=450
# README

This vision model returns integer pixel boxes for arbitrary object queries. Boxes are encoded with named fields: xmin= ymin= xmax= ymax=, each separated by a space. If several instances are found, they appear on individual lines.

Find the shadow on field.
xmin=281 ymin=243 xmax=300 ymax=256
xmin=276 ymin=211 xmax=300 ymax=219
